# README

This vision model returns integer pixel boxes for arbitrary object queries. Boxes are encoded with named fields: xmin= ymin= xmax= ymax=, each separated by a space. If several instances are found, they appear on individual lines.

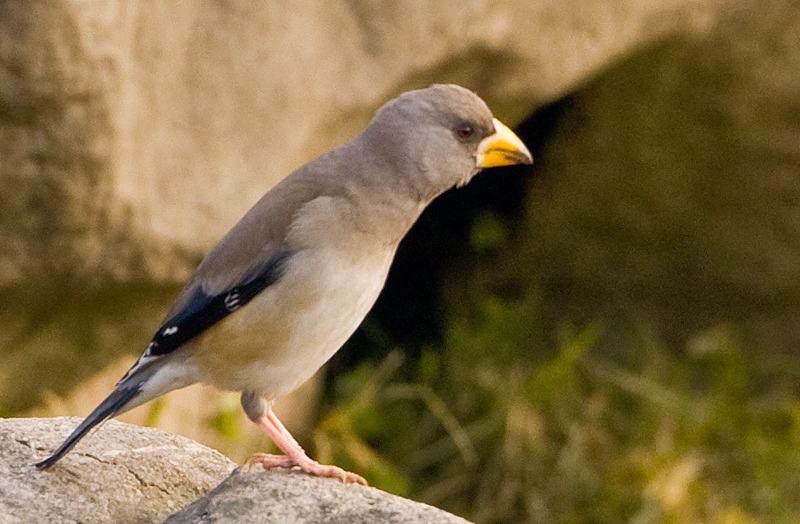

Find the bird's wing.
xmin=143 ymin=249 xmax=292 ymax=357
xmin=139 ymin=163 xmax=342 ymax=359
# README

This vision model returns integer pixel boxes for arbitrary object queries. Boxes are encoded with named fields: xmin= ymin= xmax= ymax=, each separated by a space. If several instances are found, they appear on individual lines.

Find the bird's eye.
xmin=456 ymin=125 xmax=474 ymax=140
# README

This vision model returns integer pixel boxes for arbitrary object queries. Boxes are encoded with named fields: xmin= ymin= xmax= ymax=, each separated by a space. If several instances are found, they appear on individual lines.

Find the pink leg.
xmin=245 ymin=410 xmax=367 ymax=485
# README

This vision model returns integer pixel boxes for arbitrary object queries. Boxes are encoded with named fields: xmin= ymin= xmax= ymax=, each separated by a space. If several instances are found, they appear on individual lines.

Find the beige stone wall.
xmin=0 ymin=0 xmax=722 ymax=415
xmin=0 ymin=0 xmax=718 ymax=288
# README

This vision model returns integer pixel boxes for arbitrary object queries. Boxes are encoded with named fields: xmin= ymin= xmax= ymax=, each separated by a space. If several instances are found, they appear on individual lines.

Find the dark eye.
xmin=456 ymin=124 xmax=474 ymax=140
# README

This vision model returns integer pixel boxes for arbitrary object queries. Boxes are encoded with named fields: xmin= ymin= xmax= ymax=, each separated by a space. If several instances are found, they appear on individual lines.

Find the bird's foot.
xmin=245 ymin=452 xmax=367 ymax=485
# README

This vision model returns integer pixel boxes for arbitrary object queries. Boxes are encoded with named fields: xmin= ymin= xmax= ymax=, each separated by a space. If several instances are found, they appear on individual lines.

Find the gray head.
xmin=358 ymin=84 xmax=532 ymax=201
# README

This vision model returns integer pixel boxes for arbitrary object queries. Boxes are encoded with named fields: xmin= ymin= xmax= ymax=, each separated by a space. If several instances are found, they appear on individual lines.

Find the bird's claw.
xmin=245 ymin=453 xmax=367 ymax=485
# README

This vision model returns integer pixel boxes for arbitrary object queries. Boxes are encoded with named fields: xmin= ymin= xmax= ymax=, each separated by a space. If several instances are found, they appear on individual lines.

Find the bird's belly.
xmin=189 ymin=247 xmax=393 ymax=398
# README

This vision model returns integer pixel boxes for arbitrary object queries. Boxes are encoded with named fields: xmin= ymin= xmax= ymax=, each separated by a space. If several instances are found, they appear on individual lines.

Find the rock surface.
xmin=0 ymin=417 xmax=474 ymax=524
xmin=0 ymin=417 xmax=236 ymax=524
xmin=164 ymin=468 xmax=473 ymax=524
xmin=0 ymin=0 xmax=720 ymax=289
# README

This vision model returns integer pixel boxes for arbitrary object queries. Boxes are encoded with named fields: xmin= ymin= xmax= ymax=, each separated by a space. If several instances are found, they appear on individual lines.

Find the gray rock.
xmin=1 ymin=417 xmax=473 ymax=524
xmin=164 ymin=467 xmax=474 ymax=524
xmin=0 ymin=417 xmax=236 ymax=524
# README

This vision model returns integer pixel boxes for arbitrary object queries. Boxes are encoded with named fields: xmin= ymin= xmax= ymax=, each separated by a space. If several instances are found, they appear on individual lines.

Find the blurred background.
xmin=2 ymin=0 xmax=800 ymax=522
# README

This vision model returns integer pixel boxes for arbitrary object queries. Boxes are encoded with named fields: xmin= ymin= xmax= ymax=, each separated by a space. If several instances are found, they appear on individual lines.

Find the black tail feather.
xmin=35 ymin=384 xmax=141 ymax=470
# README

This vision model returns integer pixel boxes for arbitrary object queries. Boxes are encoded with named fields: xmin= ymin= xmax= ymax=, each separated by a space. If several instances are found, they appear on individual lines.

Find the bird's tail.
xmin=34 ymin=381 xmax=142 ymax=470
xmin=34 ymin=354 xmax=177 ymax=471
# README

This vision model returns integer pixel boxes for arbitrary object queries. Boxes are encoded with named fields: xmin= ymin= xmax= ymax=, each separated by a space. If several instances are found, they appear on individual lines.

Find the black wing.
xmin=144 ymin=251 xmax=291 ymax=357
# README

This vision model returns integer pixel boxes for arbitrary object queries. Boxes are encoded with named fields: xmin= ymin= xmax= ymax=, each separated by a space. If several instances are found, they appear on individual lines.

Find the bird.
xmin=35 ymin=84 xmax=533 ymax=484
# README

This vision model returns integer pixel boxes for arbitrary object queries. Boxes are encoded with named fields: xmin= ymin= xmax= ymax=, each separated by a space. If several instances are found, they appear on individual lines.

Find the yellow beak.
xmin=476 ymin=118 xmax=533 ymax=168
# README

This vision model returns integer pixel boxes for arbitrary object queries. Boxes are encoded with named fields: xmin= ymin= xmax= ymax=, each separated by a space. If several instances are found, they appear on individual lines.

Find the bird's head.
xmin=362 ymin=84 xmax=532 ymax=200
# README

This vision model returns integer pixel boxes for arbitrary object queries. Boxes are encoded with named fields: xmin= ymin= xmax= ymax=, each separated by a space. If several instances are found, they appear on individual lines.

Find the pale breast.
xmin=188 ymin=245 xmax=395 ymax=398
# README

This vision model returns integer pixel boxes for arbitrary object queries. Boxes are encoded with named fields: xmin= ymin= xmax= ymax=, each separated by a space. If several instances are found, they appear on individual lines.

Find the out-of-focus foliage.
xmin=316 ymin=265 xmax=800 ymax=524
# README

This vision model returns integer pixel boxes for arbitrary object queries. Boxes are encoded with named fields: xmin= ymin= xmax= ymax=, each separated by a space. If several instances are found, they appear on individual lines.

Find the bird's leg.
xmin=245 ymin=409 xmax=367 ymax=485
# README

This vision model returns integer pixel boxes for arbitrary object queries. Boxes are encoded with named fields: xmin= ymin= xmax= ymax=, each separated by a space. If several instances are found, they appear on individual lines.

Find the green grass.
xmin=314 ymin=290 xmax=800 ymax=524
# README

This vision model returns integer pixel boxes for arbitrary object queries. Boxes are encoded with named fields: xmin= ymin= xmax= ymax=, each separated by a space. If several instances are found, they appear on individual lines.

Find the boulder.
xmin=0 ymin=417 xmax=236 ymax=523
xmin=0 ymin=417 xmax=473 ymax=524
xmin=165 ymin=468 xmax=473 ymax=524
